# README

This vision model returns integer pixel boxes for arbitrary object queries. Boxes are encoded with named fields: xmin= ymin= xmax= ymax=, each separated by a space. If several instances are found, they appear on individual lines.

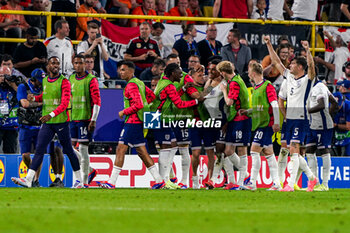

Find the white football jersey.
xmin=278 ymin=78 xmax=287 ymax=100
xmin=204 ymin=80 xmax=226 ymax=119
xmin=307 ymin=82 xmax=334 ymax=130
xmin=284 ymin=69 xmax=315 ymax=120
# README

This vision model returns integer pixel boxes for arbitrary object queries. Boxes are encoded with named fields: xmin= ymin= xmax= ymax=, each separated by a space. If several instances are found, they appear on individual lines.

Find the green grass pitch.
xmin=1 ymin=188 xmax=349 ymax=233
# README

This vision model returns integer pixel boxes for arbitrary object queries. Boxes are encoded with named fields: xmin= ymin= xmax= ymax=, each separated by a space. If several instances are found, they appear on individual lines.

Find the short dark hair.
xmin=166 ymin=53 xmax=179 ymax=61
xmin=152 ymin=22 xmax=165 ymax=30
xmin=26 ymin=27 xmax=39 ymax=36
xmin=182 ymin=24 xmax=195 ymax=35
xmin=153 ymin=58 xmax=166 ymax=67
xmin=292 ymin=56 xmax=308 ymax=70
xmin=208 ymin=58 xmax=221 ymax=66
xmin=73 ymin=53 xmax=85 ymax=61
xmin=164 ymin=63 xmax=180 ymax=77
xmin=189 ymin=54 xmax=200 ymax=60
xmin=119 ymin=60 xmax=135 ymax=70
xmin=0 ymin=54 xmax=13 ymax=64
xmin=229 ymin=28 xmax=240 ymax=39
xmin=48 ymin=56 xmax=59 ymax=62
xmin=152 ymin=75 xmax=160 ymax=81
xmin=84 ymin=54 xmax=95 ymax=60
xmin=140 ymin=21 xmax=151 ymax=28
xmin=54 ymin=19 xmax=68 ymax=32
xmin=278 ymin=35 xmax=290 ymax=44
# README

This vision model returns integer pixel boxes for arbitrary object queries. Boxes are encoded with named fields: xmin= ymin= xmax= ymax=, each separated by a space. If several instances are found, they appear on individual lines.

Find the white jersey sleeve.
xmin=278 ymin=78 xmax=287 ymax=100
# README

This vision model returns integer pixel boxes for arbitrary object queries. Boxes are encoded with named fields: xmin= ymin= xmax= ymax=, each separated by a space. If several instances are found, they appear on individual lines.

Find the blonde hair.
xmin=216 ymin=61 xmax=234 ymax=74
xmin=249 ymin=62 xmax=263 ymax=75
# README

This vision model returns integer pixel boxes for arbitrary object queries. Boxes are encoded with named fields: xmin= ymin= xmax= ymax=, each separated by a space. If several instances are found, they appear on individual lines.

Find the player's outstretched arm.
xmin=264 ymin=35 xmax=286 ymax=75
xmin=301 ymin=40 xmax=316 ymax=81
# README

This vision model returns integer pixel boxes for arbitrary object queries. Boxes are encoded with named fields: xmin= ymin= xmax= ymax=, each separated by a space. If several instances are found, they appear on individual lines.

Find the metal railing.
xmin=1 ymin=10 xmax=350 ymax=54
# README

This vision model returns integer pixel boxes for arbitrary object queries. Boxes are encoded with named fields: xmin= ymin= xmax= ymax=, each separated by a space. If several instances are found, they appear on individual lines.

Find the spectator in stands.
xmin=50 ymin=0 xmax=77 ymax=40
xmin=156 ymin=0 xmax=168 ymax=16
xmin=264 ymin=0 xmax=292 ymax=20
xmin=290 ymin=0 xmax=318 ymax=21
xmin=314 ymin=30 xmax=350 ymax=84
xmin=0 ymin=66 xmax=19 ymax=153
xmin=76 ymin=0 xmax=100 ymax=41
xmin=341 ymin=61 xmax=350 ymax=82
xmin=139 ymin=58 xmax=165 ymax=82
xmin=24 ymin=0 xmax=47 ymax=39
xmin=107 ymin=0 xmax=134 ymax=27
xmin=44 ymin=20 xmax=74 ymax=76
xmin=168 ymin=0 xmax=195 ymax=24
xmin=197 ymin=24 xmax=222 ymax=68
xmin=186 ymin=55 xmax=201 ymax=72
xmin=0 ymin=54 xmax=26 ymax=79
xmin=166 ymin=53 xmax=181 ymax=65
xmin=77 ymin=21 xmax=109 ymax=81
xmin=151 ymin=22 xmax=165 ymax=57
xmin=172 ymin=24 xmax=199 ymax=70
xmin=130 ymin=0 xmax=157 ymax=27
xmin=150 ymin=75 xmax=160 ymax=91
xmin=13 ymin=27 xmax=47 ymax=78
xmin=251 ymin=0 xmax=267 ymax=19
xmin=221 ymin=28 xmax=251 ymax=75
xmin=124 ymin=22 xmax=160 ymax=77
xmin=277 ymin=35 xmax=290 ymax=45
xmin=213 ymin=0 xmax=253 ymax=19
xmin=338 ymin=79 xmax=350 ymax=100
xmin=261 ymin=43 xmax=290 ymax=90
xmin=189 ymin=0 xmax=203 ymax=24
xmin=340 ymin=0 xmax=350 ymax=22
xmin=0 ymin=0 xmax=30 ymax=55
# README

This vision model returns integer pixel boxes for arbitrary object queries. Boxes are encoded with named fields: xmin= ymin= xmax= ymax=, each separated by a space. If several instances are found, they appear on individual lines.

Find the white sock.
xmin=223 ymin=156 xmax=235 ymax=184
xmin=322 ymin=153 xmax=331 ymax=188
xmin=266 ymin=154 xmax=280 ymax=186
xmin=306 ymin=153 xmax=318 ymax=181
xmin=237 ymin=154 xmax=248 ymax=186
xmin=212 ymin=152 xmax=223 ymax=182
xmin=169 ymin=147 xmax=177 ymax=179
xmin=58 ymin=174 xmax=62 ymax=180
xmin=296 ymin=168 xmax=302 ymax=185
xmin=298 ymin=155 xmax=315 ymax=180
xmin=192 ymin=175 xmax=199 ymax=188
xmin=288 ymin=153 xmax=299 ymax=187
xmin=228 ymin=152 xmax=240 ymax=167
xmin=148 ymin=165 xmax=163 ymax=183
xmin=158 ymin=149 xmax=171 ymax=181
xmin=179 ymin=147 xmax=191 ymax=185
xmin=278 ymin=148 xmax=289 ymax=183
xmin=250 ymin=152 xmax=261 ymax=184
xmin=73 ymin=170 xmax=82 ymax=183
xmin=27 ymin=169 xmax=35 ymax=182
xmin=108 ymin=166 xmax=122 ymax=185
xmin=79 ymin=144 xmax=90 ymax=184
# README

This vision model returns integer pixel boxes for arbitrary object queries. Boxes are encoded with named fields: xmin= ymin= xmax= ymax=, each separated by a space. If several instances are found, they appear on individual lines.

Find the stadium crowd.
xmin=1 ymin=0 xmax=350 ymax=190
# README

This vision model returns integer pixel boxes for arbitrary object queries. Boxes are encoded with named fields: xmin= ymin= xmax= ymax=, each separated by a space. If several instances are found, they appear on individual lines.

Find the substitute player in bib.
xmin=150 ymin=63 xmax=198 ymax=188
xmin=240 ymin=62 xmax=281 ymax=191
xmin=11 ymin=56 xmax=82 ymax=188
xmin=305 ymin=80 xmax=337 ymax=191
xmin=265 ymin=36 xmax=318 ymax=192
xmin=98 ymin=61 xmax=165 ymax=189
xmin=217 ymin=61 xmax=251 ymax=190
xmin=189 ymin=65 xmax=216 ymax=189
xmin=70 ymin=54 xmax=101 ymax=187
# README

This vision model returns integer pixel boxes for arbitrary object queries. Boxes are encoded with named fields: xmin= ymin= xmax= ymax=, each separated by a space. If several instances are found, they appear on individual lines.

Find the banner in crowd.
xmin=1 ymin=154 xmax=349 ymax=188
xmin=101 ymin=21 xmax=310 ymax=66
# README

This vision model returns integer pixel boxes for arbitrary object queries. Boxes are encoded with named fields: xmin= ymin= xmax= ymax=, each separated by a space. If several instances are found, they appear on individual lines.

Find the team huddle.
xmin=11 ymin=35 xmax=334 ymax=191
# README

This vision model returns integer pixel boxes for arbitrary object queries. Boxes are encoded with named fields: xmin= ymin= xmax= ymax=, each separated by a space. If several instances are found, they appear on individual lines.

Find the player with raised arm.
xmin=305 ymin=79 xmax=338 ymax=191
xmin=69 ymin=54 xmax=101 ymax=187
xmin=150 ymin=63 xmax=198 ymax=188
xmin=11 ymin=56 xmax=83 ymax=188
xmin=240 ymin=62 xmax=281 ymax=191
xmin=217 ymin=61 xmax=251 ymax=190
xmin=265 ymin=36 xmax=318 ymax=192
xmin=97 ymin=61 xmax=165 ymax=189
